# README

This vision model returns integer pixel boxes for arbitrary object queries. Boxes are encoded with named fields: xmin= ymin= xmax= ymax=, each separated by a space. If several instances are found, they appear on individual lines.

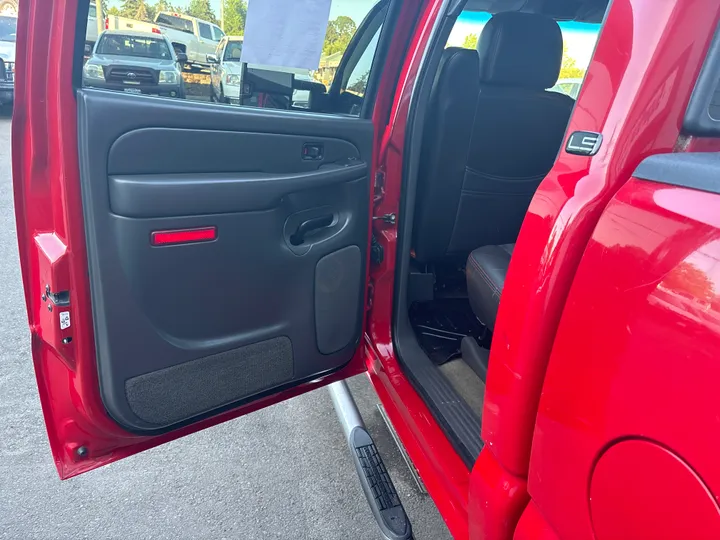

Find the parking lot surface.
xmin=0 ymin=114 xmax=452 ymax=539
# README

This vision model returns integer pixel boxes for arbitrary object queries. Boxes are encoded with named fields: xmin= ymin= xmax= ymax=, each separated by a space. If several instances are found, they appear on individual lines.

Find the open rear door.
xmin=13 ymin=0 xmax=394 ymax=478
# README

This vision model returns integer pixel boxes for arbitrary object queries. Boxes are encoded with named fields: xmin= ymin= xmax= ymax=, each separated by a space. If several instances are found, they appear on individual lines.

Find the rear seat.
xmin=466 ymin=244 xmax=514 ymax=331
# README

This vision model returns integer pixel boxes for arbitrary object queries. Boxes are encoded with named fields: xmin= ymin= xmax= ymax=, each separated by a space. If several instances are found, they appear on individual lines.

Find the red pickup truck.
xmin=11 ymin=0 xmax=720 ymax=538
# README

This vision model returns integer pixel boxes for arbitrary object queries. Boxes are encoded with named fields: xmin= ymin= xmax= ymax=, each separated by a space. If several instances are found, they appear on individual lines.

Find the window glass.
xmin=96 ymin=35 xmax=172 ymax=60
xmin=213 ymin=25 xmax=225 ymax=41
xmin=450 ymin=11 xmax=600 ymax=98
xmin=79 ymin=0 xmax=388 ymax=117
xmin=343 ymin=24 xmax=381 ymax=98
xmin=156 ymin=14 xmax=194 ymax=35
xmin=0 ymin=15 xmax=17 ymax=42
xmin=224 ymin=41 xmax=243 ymax=61
xmin=198 ymin=22 xmax=213 ymax=40
xmin=88 ymin=4 xmax=96 ymax=18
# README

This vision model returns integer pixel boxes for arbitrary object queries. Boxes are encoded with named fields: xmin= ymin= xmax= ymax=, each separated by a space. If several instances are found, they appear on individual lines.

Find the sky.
xmin=107 ymin=1 xmax=600 ymax=66
xmin=448 ymin=11 xmax=600 ymax=67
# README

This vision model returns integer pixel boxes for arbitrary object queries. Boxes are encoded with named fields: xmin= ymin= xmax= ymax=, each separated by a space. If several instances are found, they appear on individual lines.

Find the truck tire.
xmin=0 ymin=0 xmax=19 ymax=15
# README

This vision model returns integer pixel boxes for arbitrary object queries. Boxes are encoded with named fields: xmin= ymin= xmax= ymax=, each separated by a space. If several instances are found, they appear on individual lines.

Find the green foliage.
xmin=559 ymin=45 xmax=585 ymax=79
xmin=223 ymin=0 xmax=247 ymax=35
xmin=154 ymin=0 xmax=181 ymax=12
xmin=117 ymin=0 xmax=156 ymax=22
xmin=322 ymin=16 xmax=356 ymax=56
xmin=347 ymin=70 xmax=369 ymax=96
xmin=134 ymin=1 xmax=149 ymax=21
xmin=185 ymin=0 xmax=218 ymax=24
xmin=119 ymin=0 xmax=142 ymax=18
xmin=461 ymin=33 xmax=478 ymax=49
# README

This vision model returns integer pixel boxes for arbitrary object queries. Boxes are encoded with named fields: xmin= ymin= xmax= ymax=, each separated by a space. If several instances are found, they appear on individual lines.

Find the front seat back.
xmin=412 ymin=12 xmax=575 ymax=263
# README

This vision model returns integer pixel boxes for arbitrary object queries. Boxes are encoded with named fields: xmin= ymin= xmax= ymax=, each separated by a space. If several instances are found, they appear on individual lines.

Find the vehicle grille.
xmin=104 ymin=66 xmax=157 ymax=85
xmin=0 ymin=60 xmax=13 ymax=83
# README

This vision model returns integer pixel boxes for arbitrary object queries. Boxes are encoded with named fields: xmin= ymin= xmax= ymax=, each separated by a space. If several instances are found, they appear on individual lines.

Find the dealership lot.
xmin=0 ymin=114 xmax=450 ymax=539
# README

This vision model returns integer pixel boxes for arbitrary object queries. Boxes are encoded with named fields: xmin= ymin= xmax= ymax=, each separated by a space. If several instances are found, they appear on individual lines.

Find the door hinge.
xmin=373 ymin=213 xmax=396 ymax=225
xmin=42 ymin=284 xmax=70 ymax=306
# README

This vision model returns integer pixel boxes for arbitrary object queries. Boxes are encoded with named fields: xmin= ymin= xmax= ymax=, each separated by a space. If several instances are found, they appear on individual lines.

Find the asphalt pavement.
xmin=0 ymin=114 xmax=452 ymax=539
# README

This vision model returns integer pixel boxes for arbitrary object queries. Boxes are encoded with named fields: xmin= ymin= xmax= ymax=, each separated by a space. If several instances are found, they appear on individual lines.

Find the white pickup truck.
xmin=106 ymin=11 xmax=224 ymax=68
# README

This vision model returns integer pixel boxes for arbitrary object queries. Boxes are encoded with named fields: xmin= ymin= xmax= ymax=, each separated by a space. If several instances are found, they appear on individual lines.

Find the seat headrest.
xmin=476 ymin=12 xmax=563 ymax=90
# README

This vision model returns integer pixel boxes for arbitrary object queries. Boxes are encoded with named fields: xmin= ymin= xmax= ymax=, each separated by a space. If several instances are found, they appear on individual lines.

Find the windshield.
xmin=156 ymin=14 xmax=194 ymax=34
xmin=224 ymin=41 xmax=242 ymax=61
xmin=97 ymin=35 xmax=172 ymax=59
xmin=0 ymin=16 xmax=17 ymax=42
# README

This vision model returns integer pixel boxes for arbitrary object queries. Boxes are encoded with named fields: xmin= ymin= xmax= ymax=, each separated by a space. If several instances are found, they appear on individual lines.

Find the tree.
xmin=347 ymin=70 xmax=369 ymax=96
xmin=662 ymin=261 xmax=715 ymax=304
xmin=559 ymin=46 xmax=585 ymax=79
xmin=154 ymin=0 xmax=181 ymax=12
xmin=119 ymin=0 xmax=141 ymax=18
xmin=107 ymin=6 xmax=120 ymax=15
xmin=461 ymin=34 xmax=478 ymax=49
xmin=223 ymin=0 xmax=247 ymax=35
xmin=135 ymin=0 xmax=149 ymax=21
xmin=186 ymin=0 xmax=218 ymax=24
xmin=322 ymin=16 xmax=356 ymax=56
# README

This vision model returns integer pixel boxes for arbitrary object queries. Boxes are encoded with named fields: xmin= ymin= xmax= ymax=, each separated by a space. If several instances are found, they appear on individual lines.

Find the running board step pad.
xmin=349 ymin=426 xmax=412 ymax=540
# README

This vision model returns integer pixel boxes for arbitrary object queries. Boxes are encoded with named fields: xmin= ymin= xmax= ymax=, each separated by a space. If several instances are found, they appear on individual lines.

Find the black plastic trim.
xmin=633 ymin=152 xmax=720 ymax=195
xmin=349 ymin=426 xmax=412 ymax=540
xmin=109 ymin=164 xmax=367 ymax=218
xmin=683 ymin=21 xmax=720 ymax=137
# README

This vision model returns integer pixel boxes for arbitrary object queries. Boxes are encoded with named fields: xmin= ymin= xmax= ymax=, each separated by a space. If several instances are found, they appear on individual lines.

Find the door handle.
xmin=290 ymin=214 xmax=333 ymax=245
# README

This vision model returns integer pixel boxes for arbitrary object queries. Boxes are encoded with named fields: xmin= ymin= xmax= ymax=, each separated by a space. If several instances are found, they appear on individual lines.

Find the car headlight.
xmin=225 ymin=74 xmax=241 ymax=86
xmin=159 ymin=70 xmax=178 ymax=85
xmin=83 ymin=63 xmax=105 ymax=81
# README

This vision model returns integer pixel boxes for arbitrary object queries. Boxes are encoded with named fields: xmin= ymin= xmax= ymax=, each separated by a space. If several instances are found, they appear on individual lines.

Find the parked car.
xmin=14 ymin=0 xmax=720 ymax=539
xmin=155 ymin=11 xmax=224 ymax=69
xmin=105 ymin=11 xmax=223 ymax=69
xmin=208 ymin=36 xmax=313 ymax=107
xmin=105 ymin=13 xmax=160 ymax=35
xmin=83 ymin=30 xmax=186 ymax=99
xmin=0 ymin=13 xmax=15 ymax=106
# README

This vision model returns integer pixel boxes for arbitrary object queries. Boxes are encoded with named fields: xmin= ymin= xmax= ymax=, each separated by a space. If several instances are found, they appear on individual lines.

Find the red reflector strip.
xmin=151 ymin=27 xmax=161 ymax=34
xmin=151 ymin=227 xmax=216 ymax=246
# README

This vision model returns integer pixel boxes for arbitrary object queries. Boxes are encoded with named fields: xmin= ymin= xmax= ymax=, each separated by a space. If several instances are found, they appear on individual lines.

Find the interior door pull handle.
xmin=290 ymin=214 xmax=333 ymax=245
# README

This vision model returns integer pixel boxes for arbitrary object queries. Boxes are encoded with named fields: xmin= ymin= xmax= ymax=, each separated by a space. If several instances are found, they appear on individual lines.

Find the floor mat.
xmin=409 ymin=299 xmax=489 ymax=365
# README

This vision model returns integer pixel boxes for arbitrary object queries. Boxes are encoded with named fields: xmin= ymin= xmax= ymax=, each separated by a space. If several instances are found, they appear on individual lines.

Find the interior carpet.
xmin=409 ymin=298 xmax=489 ymax=365
xmin=438 ymin=358 xmax=486 ymax=418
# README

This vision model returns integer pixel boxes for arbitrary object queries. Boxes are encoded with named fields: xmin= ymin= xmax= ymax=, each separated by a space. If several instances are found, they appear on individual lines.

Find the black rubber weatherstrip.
xmin=391 ymin=0 xmax=483 ymax=468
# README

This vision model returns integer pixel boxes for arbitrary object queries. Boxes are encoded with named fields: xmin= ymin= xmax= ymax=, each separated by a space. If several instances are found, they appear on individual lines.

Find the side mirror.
xmin=206 ymin=54 xmax=219 ymax=64
xmin=176 ymin=52 xmax=188 ymax=63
